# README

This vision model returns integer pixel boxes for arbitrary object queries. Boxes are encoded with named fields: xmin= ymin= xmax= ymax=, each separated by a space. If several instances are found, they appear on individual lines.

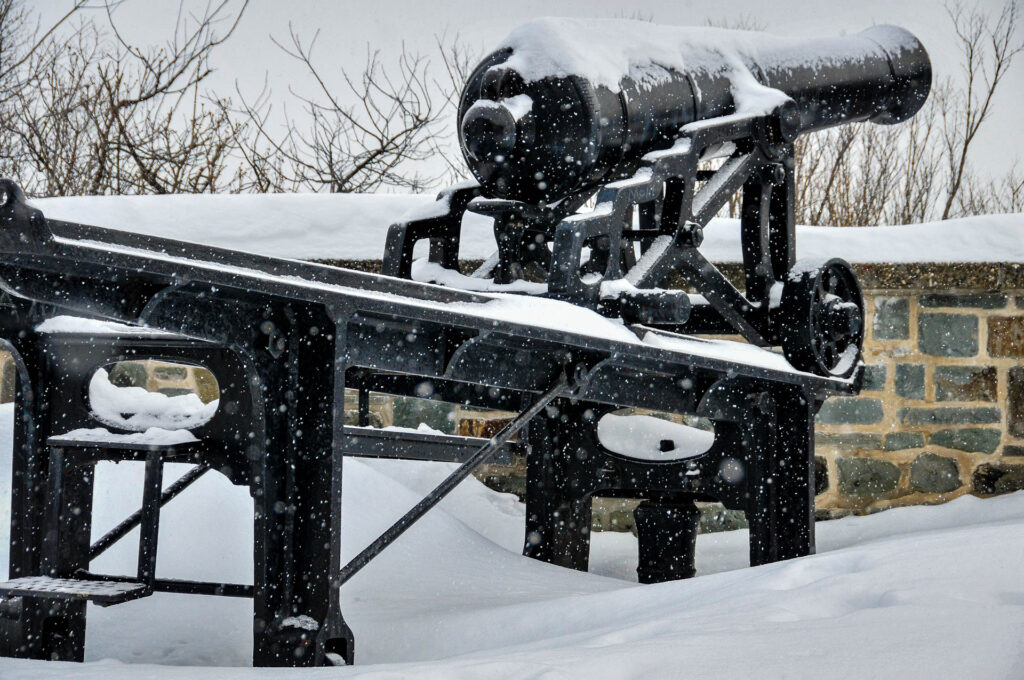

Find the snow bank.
xmin=2 ymin=404 xmax=1024 ymax=678
xmin=31 ymin=193 xmax=1024 ymax=265
xmin=89 ymin=368 xmax=218 ymax=432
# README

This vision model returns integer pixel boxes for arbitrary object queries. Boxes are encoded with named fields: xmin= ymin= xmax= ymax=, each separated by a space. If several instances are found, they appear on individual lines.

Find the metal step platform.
xmin=0 ymin=577 xmax=151 ymax=606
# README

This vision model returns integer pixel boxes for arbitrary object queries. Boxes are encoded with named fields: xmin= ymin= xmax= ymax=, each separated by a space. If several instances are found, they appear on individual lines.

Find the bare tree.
xmin=233 ymin=27 xmax=446 ymax=193
xmin=940 ymin=0 xmax=1023 ymax=219
xmin=791 ymin=1 xmax=1022 ymax=225
xmin=0 ymin=0 xmax=249 ymax=196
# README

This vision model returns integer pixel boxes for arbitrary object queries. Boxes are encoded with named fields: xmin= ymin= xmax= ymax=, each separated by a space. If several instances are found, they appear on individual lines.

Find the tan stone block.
xmin=988 ymin=316 xmax=1024 ymax=358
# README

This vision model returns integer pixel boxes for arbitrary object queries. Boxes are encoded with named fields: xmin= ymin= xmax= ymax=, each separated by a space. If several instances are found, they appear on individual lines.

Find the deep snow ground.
xmin=1 ymin=402 xmax=1023 ymax=679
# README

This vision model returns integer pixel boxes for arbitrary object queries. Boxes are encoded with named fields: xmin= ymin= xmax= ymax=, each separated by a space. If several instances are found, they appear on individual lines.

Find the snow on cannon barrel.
xmin=458 ymin=19 xmax=931 ymax=203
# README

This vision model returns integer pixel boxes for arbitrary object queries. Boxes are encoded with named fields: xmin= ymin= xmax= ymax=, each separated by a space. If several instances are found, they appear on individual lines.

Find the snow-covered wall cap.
xmin=701 ymin=214 xmax=1024 ymax=264
xmin=32 ymin=193 xmax=496 ymax=261
xmin=30 ymin=194 xmax=1024 ymax=265
xmin=497 ymin=17 xmax=872 ymax=92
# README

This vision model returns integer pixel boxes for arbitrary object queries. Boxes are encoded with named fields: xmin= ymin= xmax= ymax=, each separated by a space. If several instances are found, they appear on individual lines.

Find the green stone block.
xmin=837 ymin=457 xmax=900 ymax=497
xmin=156 ymin=387 xmax=194 ymax=398
xmin=919 ymin=293 xmax=1007 ymax=309
xmin=883 ymin=432 xmax=925 ymax=451
xmin=918 ymin=313 xmax=978 ymax=357
xmin=816 ymin=398 xmax=885 ymax=425
xmin=899 ymin=407 xmax=1001 ymax=426
xmin=697 ymin=505 xmax=749 ymax=533
xmin=929 ymin=428 xmax=1001 ymax=454
xmin=895 ymin=364 xmax=925 ymax=399
xmin=861 ymin=364 xmax=887 ymax=392
xmin=909 ymin=453 xmax=961 ymax=493
xmin=153 ymin=365 xmax=188 ymax=380
xmin=392 ymin=396 xmax=457 ymax=434
xmin=973 ymin=463 xmax=1024 ymax=496
xmin=107 ymin=361 xmax=148 ymax=388
xmin=817 ymin=433 xmax=884 ymax=451
xmin=934 ymin=365 xmax=997 ymax=402
xmin=873 ymin=297 xmax=909 ymax=340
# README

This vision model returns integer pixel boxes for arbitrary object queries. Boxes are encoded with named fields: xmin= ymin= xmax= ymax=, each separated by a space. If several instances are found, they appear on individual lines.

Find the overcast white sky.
xmin=37 ymin=0 xmax=1024 ymax=183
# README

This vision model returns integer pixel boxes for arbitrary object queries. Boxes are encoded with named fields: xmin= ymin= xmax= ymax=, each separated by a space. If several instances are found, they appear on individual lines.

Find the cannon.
xmin=458 ymin=22 xmax=931 ymax=204
xmin=0 ymin=19 xmax=927 ymax=669
xmin=387 ymin=18 xmax=931 ymax=378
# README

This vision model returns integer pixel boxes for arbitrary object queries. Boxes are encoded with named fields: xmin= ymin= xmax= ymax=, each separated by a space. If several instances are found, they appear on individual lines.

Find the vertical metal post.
xmin=357 ymin=387 xmax=370 ymax=427
xmin=137 ymin=451 xmax=164 ymax=584
xmin=42 ymin=448 xmax=65 ymax=577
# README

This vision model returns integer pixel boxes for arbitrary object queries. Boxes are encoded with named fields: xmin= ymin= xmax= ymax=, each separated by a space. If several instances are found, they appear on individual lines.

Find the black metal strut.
xmin=335 ymin=371 xmax=571 ymax=587
xmin=89 ymin=462 xmax=211 ymax=561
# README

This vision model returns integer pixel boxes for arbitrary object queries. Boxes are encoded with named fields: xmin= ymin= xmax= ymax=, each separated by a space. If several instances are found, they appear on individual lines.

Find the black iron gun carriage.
xmin=0 ymin=19 xmax=929 ymax=667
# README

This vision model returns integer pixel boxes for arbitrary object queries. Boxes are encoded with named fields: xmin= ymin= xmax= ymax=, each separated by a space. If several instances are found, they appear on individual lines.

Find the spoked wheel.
xmin=777 ymin=258 xmax=864 ymax=378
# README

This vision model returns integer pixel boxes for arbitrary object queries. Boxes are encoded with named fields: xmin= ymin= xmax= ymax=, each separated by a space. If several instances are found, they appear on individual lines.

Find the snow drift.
xmin=1 ymin=403 xmax=1023 ymax=678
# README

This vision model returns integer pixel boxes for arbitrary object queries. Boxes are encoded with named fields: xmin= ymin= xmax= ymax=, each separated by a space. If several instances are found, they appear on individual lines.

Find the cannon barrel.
xmin=458 ymin=21 xmax=931 ymax=204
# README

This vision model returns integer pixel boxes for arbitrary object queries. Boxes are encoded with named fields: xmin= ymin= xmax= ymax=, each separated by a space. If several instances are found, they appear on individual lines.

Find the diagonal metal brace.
xmin=89 ymin=463 xmax=211 ymax=562
xmin=335 ymin=370 xmax=575 ymax=587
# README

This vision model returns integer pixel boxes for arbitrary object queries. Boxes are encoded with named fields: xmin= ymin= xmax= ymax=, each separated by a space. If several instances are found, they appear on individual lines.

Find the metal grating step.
xmin=0 ymin=576 xmax=151 ymax=606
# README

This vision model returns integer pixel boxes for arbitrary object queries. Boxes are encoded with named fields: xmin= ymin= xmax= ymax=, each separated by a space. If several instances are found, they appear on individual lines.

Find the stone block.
xmin=1002 ymin=445 xmax=1024 ymax=457
xmin=107 ymin=361 xmax=148 ymax=388
xmin=909 ymin=453 xmax=961 ymax=493
xmin=193 ymin=368 xmax=220 ymax=404
xmin=918 ymin=313 xmax=978 ymax=357
xmin=1009 ymin=368 xmax=1024 ymax=438
xmin=816 ymin=398 xmax=885 ymax=425
xmin=157 ymin=387 xmax=194 ymax=398
xmin=837 ymin=457 xmax=900 ymax=497
xmin=152 ymin=364 xmax=188 ymax=381
xmin=899 ymin=407 xmax=1001 ymax=426
xmin=816 ymin=433 xmax=884 ymax=451
xmin=895 ymin=364 xmax=925 ymax=399
xmin=872 ymin=297 xmax=909 ymax=340
xmin=883 ymin=432 xmax=925 ymax=451
xmin=697 ymin=505 xmax=749 ymax=533
xmin=393 ymin=396 xmax=456 ymax=434
xmin=0 ymin=353 xmax=14 ymax=404
xmin=814 ymin=456 xmax=829 ymax=496
xmin=919 ymin=293 xmax=1007 ymax=309
xmin=988 ymin=316 xmax=1024 ymax=358
xmin=344 ymin=409 xmax=384 ymax=428
xmin=934 ymin=365 xmax=997 ymax=402
xmin=929 ymin=428 xmax=1001 ymax=454
xmin=861 ymin=364 xmax=887 ymax=392
xmin=972 ymin=463 xmax=1024 ymax=496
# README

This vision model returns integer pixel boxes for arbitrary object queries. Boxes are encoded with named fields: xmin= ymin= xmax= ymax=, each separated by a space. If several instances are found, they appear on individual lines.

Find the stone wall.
xmin=814 ymin=286 xmax=1024 ymax=514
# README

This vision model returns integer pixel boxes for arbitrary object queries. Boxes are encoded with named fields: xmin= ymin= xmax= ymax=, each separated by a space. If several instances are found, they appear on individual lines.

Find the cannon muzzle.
xmin=459 ymin=19 xmax=932 ymax=203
